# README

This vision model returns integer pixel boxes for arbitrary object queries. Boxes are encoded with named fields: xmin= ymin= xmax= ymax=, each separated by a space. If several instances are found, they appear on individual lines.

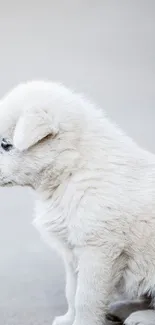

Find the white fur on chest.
xmin=33 ymin=179 xmax=80 ymax=252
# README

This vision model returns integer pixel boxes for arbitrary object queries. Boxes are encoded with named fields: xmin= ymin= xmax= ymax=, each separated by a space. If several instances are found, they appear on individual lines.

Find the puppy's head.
xmin=0 ymin=81 xmax=82 ymax=192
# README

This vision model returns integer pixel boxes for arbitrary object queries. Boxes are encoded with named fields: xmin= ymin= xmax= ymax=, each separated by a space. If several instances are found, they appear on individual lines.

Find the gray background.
xmin=0 ymin=1 xmax=154 ymax=324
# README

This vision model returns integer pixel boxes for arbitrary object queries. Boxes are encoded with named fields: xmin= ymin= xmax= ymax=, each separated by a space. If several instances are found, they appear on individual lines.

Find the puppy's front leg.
xmin=73 ymin=248 xmax=120 ymax=325
xmin=53 ymin=253 xmax=77 ymax=325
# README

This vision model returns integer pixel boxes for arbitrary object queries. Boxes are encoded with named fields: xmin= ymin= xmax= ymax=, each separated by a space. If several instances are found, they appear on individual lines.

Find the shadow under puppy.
xmin=106 ymin=295 xmax=154 ymax=325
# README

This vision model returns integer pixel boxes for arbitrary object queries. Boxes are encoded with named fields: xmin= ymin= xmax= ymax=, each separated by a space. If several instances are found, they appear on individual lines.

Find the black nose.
xmin=1 ymin=139 xmax=12 ymax=151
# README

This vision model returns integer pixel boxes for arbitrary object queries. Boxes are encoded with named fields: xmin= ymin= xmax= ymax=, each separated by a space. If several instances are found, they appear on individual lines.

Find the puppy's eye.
xmin=1 ymin=138 xmax=13 ymax=151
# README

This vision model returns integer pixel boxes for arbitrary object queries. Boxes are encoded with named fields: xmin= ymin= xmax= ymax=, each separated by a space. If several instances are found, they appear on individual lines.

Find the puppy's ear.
xmin=13 ymin=108 xmax=58 ymax=151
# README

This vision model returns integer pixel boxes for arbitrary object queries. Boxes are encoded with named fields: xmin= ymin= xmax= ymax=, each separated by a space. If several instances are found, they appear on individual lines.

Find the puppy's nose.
xmin=1 ymin=139 xmax=12 ymax=151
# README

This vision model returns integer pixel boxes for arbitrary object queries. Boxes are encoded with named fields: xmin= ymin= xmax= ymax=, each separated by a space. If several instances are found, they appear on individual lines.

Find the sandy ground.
xmin=0 ymin=1 xmax=154 ymax=324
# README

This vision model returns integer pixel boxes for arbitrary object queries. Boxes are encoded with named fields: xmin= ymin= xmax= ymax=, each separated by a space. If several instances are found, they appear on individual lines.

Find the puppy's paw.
xmin=52 ymin=311 xmax=74 ymax=325
xmin=124 ymin=310 xmax=155 ymax=325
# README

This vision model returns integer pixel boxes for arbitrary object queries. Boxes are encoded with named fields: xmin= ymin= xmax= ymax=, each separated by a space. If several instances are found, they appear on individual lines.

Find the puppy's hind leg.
xmin=124 ymin=310 xmax=155 ymax=325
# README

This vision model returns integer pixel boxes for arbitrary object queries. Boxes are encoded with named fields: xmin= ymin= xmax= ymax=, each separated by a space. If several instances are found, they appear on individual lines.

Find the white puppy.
xmin=0 ymin=81 xmax=155 ymax=325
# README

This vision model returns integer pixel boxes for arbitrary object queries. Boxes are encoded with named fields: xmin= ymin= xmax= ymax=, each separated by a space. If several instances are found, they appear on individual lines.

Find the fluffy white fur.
xmin=0 ymin=81 xmax=155 ymax=325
